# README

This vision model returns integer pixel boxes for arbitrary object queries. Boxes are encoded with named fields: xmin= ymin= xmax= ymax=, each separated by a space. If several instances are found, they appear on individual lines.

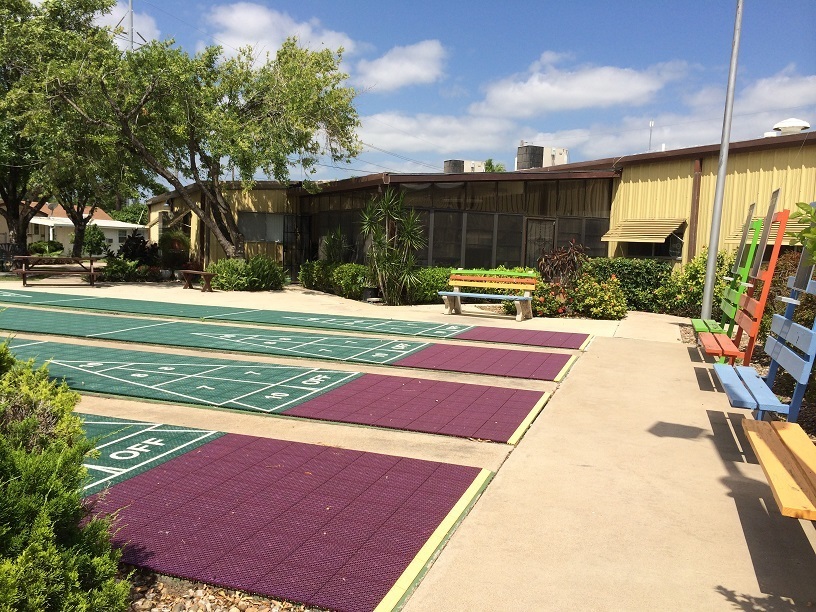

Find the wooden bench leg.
xmin=201 ymin=277 xmax=213 ymax=292
xmin=181 ymin=274 xmax=194 ymax=289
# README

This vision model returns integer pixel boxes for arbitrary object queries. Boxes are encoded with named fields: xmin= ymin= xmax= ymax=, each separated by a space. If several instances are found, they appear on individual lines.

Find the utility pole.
xmin=701 ymin=0 xmax=743 ymax=318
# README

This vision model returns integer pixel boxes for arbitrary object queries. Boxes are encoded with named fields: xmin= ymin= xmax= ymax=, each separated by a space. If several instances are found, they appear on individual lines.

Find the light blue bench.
xmin=713 ymin=229 xmax=816 ymax=423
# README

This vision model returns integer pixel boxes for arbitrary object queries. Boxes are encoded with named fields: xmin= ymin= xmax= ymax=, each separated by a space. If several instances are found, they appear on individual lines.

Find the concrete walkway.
xmin=8 ymin=279 xmax=816 ymax=609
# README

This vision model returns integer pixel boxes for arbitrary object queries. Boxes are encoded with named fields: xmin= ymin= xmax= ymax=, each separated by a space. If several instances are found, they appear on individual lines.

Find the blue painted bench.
xmin=439 ymin=270 xmax=536 ymax=322
xmin=713 ymin=232 xmax=816 ymax=423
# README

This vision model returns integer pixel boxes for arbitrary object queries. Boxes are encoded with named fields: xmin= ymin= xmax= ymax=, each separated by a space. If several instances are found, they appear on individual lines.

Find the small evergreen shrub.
xmin=301 ymin=261 xmax=338 ymax=293
xmin=27 ymin=240 xmax=64 ymax=256
xmin=101 ymin=258 xmax=161 ymax=282
xmin=116 ymin=231 xmax=159 ymax=267
xmin=571 ymin=274 xmax=628 ymax=320
xmin=331 ymin=263 xmax=369 ymax=300
xmin=407 ymin=267 xmax=451 ymax=305
xmin=0 ymin=345 xmax=129 ymax=610
xmin=245 ymin=255 xmax=286 ymax=291
xmin=582 ymin=257 xmax=671 ymax=312
xmin=298 ymin=260 xmax=316 ymax=288
xmin=81 ymin=224 xmax=107 ymax=256
xmin=207 ymin=258 xmax=248 ymax=291
xmin=654 ymin=248 xmax=733 ymax=318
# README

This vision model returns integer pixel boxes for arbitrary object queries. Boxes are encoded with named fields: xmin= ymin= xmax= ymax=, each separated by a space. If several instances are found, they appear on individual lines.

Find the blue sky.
xmin=97 ymin=1 xmax=816 ymax=180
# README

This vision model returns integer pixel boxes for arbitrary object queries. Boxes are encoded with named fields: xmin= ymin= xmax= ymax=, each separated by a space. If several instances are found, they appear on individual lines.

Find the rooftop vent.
xmin=773 ymin=117 xmax=810 ymax=136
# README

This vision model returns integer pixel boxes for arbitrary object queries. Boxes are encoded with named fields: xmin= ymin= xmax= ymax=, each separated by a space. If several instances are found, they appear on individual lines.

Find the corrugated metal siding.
xmin=606 ymin=160 xmax=695 ymax=259
xmin=697 ymin=146 xmax=816 ymax=254
xmin=608 ymin=143 xmax=815 ymax=262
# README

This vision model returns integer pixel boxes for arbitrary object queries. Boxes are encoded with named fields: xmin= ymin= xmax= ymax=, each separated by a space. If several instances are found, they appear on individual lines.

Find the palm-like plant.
xmin=360 ymin=189 xmax=427 ymax=305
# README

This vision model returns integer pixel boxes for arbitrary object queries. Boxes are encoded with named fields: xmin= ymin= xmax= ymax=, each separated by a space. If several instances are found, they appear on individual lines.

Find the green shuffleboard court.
xmin=0 ymin=288 xmax=472 ymax=338
xmin=78 ymin=412 xmax=222 ymax=495
xmin=0 ymin=306 xmax=429 ymax=365
xmin=10 ymin=339 xmax=360 ymax=414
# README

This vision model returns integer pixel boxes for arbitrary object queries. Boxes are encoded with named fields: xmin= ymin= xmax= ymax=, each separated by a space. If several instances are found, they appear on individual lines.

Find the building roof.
xmin=525 ymin=131 xmax=814 ymax=173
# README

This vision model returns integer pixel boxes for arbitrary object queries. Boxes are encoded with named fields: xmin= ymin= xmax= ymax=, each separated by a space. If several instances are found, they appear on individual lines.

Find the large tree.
xmin=52 ymin=38 xmax=361 ymax=258
xmin=0 ymin=0 xmax=115 ymax=250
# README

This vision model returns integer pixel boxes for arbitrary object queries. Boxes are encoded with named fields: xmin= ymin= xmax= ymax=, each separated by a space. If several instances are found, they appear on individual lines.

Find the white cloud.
xmin=470 ymin=54 xmax=688 ymax=119
xmin=360 ymin=112 xmax=515 ymax=155
xmin=353 ymin=40 xmax=446 ymax=93
xmin=204 ymin=3 xmax=355 ymax=57
xmin=95 ymin=1 xmax=160 ymax=49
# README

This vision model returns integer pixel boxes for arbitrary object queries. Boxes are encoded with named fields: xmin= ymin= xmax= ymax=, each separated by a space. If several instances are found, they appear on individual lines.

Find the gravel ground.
xmin=126 ymin=568 xmax=327 ymax=612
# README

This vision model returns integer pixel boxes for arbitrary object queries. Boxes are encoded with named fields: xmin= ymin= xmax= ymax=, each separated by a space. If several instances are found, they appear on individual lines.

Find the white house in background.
xmin=27 ymin=204 xmax=147 ymax=253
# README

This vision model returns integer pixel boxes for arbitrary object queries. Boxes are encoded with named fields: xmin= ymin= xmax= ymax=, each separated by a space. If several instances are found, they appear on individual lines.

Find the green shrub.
xmin=323 ymin=227 xmax=350 ymax=264
xmin=81 ymin=224 xmax=107 ymax=256
xmin=654 ymin=248 xmax=733 ymax=318
xmin=310 ymin=261 xmax=339 ymax=293
xmin=529 ymin=281 xmax=570 ymax=317
xmin=207 ymin=258 xmax=248 ymax=291
xmin=158 ymin=230 xmax=190 ymax=270
xmin=331 ymin=263 xmax=369 ymax=300
xmin=297 ymin=260 xmax=316 ymax=288
xmin=0 ymin=346 xmax=129 ymax=610
xmin=245 ymin=255 xmax=286 ymax=291
xmin=116 ymin=231 xmax=159 ymax=267
xmin=27 ymin=240 xmax=64 ymax=256
xmin=582 ymin=257 xmax=671 ymax=312
xmin=570 ymin=273 xmax=628 ymax=319
xmin=101 ymin=258 xmax=161 ymax=282
xmin=407 ymin=267 xmax=451 ymax=305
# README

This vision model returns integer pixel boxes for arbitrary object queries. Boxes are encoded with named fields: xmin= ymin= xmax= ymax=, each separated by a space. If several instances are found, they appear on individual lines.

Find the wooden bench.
xmin=691 ymin=205 xmax=761 ymax=338
xmin=713 ymin=231 xmax=816 ymax=423
xmin=438 ymin=269 xmax=536 ymax=322
xmin=742 ymin=420 xmax=816 ymax=520
xmin=697 ymin=202 xmax=789 ymax=367
xmin=179 ymin=269 xmax=217 ymax=292
xmin=13 ymin=255 xmax=101 ymax=287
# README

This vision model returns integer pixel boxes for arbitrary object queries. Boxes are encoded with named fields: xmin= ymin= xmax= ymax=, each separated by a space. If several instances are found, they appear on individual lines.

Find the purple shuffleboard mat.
xmin=456 ymin=326 xmax=588 ymax=349
xmin=285 ymin=374 xmax=545 ymax=442
xmin=394 ymin=344 xmax=571 ymax=381
xmin=91 ymin=434 xmax=480 ymax=612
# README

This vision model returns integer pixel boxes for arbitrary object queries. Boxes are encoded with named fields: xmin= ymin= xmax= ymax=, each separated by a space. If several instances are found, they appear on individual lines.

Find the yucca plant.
xmin=360 ymin=189 xmax=427 ymax=305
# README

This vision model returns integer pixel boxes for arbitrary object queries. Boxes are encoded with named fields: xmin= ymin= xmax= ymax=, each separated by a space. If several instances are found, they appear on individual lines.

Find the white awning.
xmin=601 ymin=219 xmax=686 ymax=243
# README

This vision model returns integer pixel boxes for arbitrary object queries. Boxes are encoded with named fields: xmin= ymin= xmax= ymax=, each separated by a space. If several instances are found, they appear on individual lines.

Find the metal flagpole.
xmin=701 ymin=0 xmax=744 ymax=318
xmin=129 ymin=0 xmax=134 ymax=51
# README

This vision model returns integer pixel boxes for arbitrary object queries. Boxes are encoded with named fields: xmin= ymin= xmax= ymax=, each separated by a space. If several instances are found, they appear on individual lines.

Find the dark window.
xmin=415 ymin=209 xmax=430 ymax=266
xmin=465 ymin=213 xmax=494 ymax=269
xmin=625 ymin=232 xmax=683 ymax=259
xmin=496 ymin=215 xmax=523 ymax=267
xmin=556 ymin=217 xmax=583 ymax=248
xmin=584 ymin=218 xmax=610 ymax=257
xmin=238 ymin=212 xmax=284 ymax=242
xmin=432 ymin=211 xmax=463 ymax=267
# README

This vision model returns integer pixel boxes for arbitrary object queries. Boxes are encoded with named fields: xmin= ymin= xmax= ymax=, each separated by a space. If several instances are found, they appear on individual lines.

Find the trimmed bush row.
xmin=299 ymin=249 xmax=737 ymax=321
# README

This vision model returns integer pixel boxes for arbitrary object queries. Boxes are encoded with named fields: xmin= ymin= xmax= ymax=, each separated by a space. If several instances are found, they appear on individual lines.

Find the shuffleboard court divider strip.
xmin=506 ymin=392 xmax=551 ymax=446
xmin=374 ymin=468 xmax=494 ymax=612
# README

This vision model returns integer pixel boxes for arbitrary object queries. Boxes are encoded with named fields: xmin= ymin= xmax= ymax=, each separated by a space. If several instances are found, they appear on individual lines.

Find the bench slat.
xmin=763 ymin=336 xmax=812 ymax=385
xmin=712 ymin=363 xmax=758 ymax=409
xmin=691 ymin=318 xmax=709 ymax=333
xmin=438 ymin=291 xmax=531 ymax=301
xmin=449 ymin=274 xmax=537 ymax=285
xmin=734 ymin=366 xmax=787 ymax=413
xmin=713 ymin=334 xmax=741 ymax=358
xmin=698 ymin=332 xmax=724 ymax=356
xmin=742 ymin=420 xmax=816 ymax=520
xmin=770 ymin=313 xmax=816 ymax=357
xmin=448 ymin=280 xmax=534 ymax=291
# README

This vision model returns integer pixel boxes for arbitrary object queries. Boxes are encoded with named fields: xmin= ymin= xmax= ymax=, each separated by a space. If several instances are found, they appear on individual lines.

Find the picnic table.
xmin=13 ymin=255 xmax=102 ymax=286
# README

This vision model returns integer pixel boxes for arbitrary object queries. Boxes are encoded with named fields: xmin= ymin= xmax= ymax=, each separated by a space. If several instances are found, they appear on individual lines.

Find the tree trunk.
xmin=72 ymin=224 xmax=86 ymax=256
